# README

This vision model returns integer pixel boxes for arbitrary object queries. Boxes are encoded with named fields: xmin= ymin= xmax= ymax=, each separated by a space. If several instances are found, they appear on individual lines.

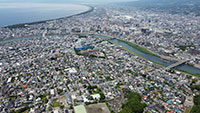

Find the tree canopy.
xmin=191 ymin=94 xmax=200 ymax=113
xmin=119 ymin=92 xmax=146 ymax=113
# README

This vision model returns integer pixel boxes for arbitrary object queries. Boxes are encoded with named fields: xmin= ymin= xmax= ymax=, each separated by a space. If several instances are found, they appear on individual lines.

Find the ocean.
xmin=0 ymin=3 xmax=89 ymax=26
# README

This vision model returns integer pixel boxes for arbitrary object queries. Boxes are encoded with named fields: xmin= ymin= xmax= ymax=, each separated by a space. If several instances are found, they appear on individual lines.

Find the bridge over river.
xmin=0 ymin=33 xmax=200 ymax=75
xmin=165 ymin=59 xmax=190 ymax=71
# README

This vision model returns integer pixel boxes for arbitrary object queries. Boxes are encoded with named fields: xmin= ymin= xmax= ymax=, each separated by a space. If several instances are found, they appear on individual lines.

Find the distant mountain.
xmin=120 ymin=0 xmax=200 ymax=16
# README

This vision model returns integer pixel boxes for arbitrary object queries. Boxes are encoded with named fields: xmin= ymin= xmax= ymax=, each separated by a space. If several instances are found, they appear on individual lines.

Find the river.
xmin=1 ymin=33 xmax=200 ymax=76
xmin=94 ymin=35 xmax=200 ymax=76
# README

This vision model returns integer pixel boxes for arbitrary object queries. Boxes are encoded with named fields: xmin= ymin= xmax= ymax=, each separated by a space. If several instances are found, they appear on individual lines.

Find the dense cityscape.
xmin=0 ymin=3 xmax=200 ymax=113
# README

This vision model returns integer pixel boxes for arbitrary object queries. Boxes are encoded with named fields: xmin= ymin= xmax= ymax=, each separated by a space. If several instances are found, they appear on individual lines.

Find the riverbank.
xmin=194 ymin=64 xmax=200 ymax=70
xmin=92 ymin=34 xmax=200 ymax=77
xmin=1 ymin=32 xmax=200 ymax=77
xmin=116 ymin=39 xmax=160 ymax=57
xmin=110 ymin=36 xmax=200 ymax=71
xmin=114 ymin=37 xmax=200 ymax=73
xmin=119 ymin=39 xmax=200 ymax=77
xmin=3 ymin=5 xmax=94 ymax=29
xmin=176 ymin=69 xmax=200 ymax=77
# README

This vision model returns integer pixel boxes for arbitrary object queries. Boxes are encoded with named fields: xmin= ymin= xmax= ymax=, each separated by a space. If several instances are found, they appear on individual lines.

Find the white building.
xmin=91 ymin=94 xmax=101 ymax=100
xmin=50 ymin=89 xmax=55 ymax=95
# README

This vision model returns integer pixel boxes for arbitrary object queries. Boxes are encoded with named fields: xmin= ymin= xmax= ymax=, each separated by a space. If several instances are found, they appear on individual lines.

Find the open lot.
xmin=86 ymin=103 xmax=110 ymax=113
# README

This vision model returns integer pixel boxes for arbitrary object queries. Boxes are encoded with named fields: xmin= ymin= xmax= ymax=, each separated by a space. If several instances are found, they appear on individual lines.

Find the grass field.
xmin=51 ymin=102 xmax=61 ymax=107
xmin=185 ymin=107 xmax=192 ymax=113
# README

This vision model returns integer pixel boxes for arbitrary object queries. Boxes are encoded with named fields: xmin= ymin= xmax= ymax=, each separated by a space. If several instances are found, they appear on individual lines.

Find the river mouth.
xmin=1 ymin=33 xmax=200 ymax=76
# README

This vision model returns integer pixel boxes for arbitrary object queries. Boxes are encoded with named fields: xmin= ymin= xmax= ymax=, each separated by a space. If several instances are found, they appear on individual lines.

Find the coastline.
xmin=2 ymin=5 xmax=94 ymax=29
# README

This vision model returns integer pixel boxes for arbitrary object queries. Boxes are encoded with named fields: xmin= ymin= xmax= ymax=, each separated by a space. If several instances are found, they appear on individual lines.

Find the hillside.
xmin=120 ymin=0 xmax=200 ymax=16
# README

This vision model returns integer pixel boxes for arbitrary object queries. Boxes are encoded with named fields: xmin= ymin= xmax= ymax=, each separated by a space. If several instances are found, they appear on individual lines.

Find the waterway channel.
xmin=93 ymin=34 xmax=200 ymax=76
xmin=1 ymin=34 xmax=200 ymax=76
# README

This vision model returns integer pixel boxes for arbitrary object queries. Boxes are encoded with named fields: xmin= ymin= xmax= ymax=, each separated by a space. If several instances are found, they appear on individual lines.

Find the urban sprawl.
xmin=0 ymin=6 xmax=200 ymax=113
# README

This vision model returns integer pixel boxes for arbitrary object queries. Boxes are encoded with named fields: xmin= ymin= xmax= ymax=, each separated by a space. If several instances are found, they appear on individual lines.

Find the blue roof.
xmin=148 ymin=105 xmax=152 ymax=108
xmin=175 ymin=109 xmax=179 ymax=112
xmin=65 ymin=109 xmax=69 ymax=113
xmin=149 ymin=84 xmax=154 ymax=88
xmin=75 ymin=46 xmax=94 ymax=51
xmin=167 ymin=100 xmax=172 ymax=104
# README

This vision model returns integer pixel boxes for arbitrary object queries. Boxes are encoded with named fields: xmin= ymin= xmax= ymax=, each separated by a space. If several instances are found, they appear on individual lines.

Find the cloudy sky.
xmin=0 ymin=0 xmax=137 ymax=4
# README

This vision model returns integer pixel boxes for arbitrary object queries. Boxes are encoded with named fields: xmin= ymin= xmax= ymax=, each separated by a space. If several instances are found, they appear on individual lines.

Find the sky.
xmin=0 ymin=0 xmax=137 ymax=4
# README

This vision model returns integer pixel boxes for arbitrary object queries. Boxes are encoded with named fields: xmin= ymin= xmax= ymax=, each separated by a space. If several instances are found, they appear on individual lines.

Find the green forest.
xmin=119 ymin=92 xmax=146 ymax=113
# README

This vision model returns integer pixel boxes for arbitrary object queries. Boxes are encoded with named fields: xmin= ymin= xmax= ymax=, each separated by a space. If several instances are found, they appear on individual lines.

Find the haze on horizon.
xmin=0 ymin=0 xmax=138 ymax=4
